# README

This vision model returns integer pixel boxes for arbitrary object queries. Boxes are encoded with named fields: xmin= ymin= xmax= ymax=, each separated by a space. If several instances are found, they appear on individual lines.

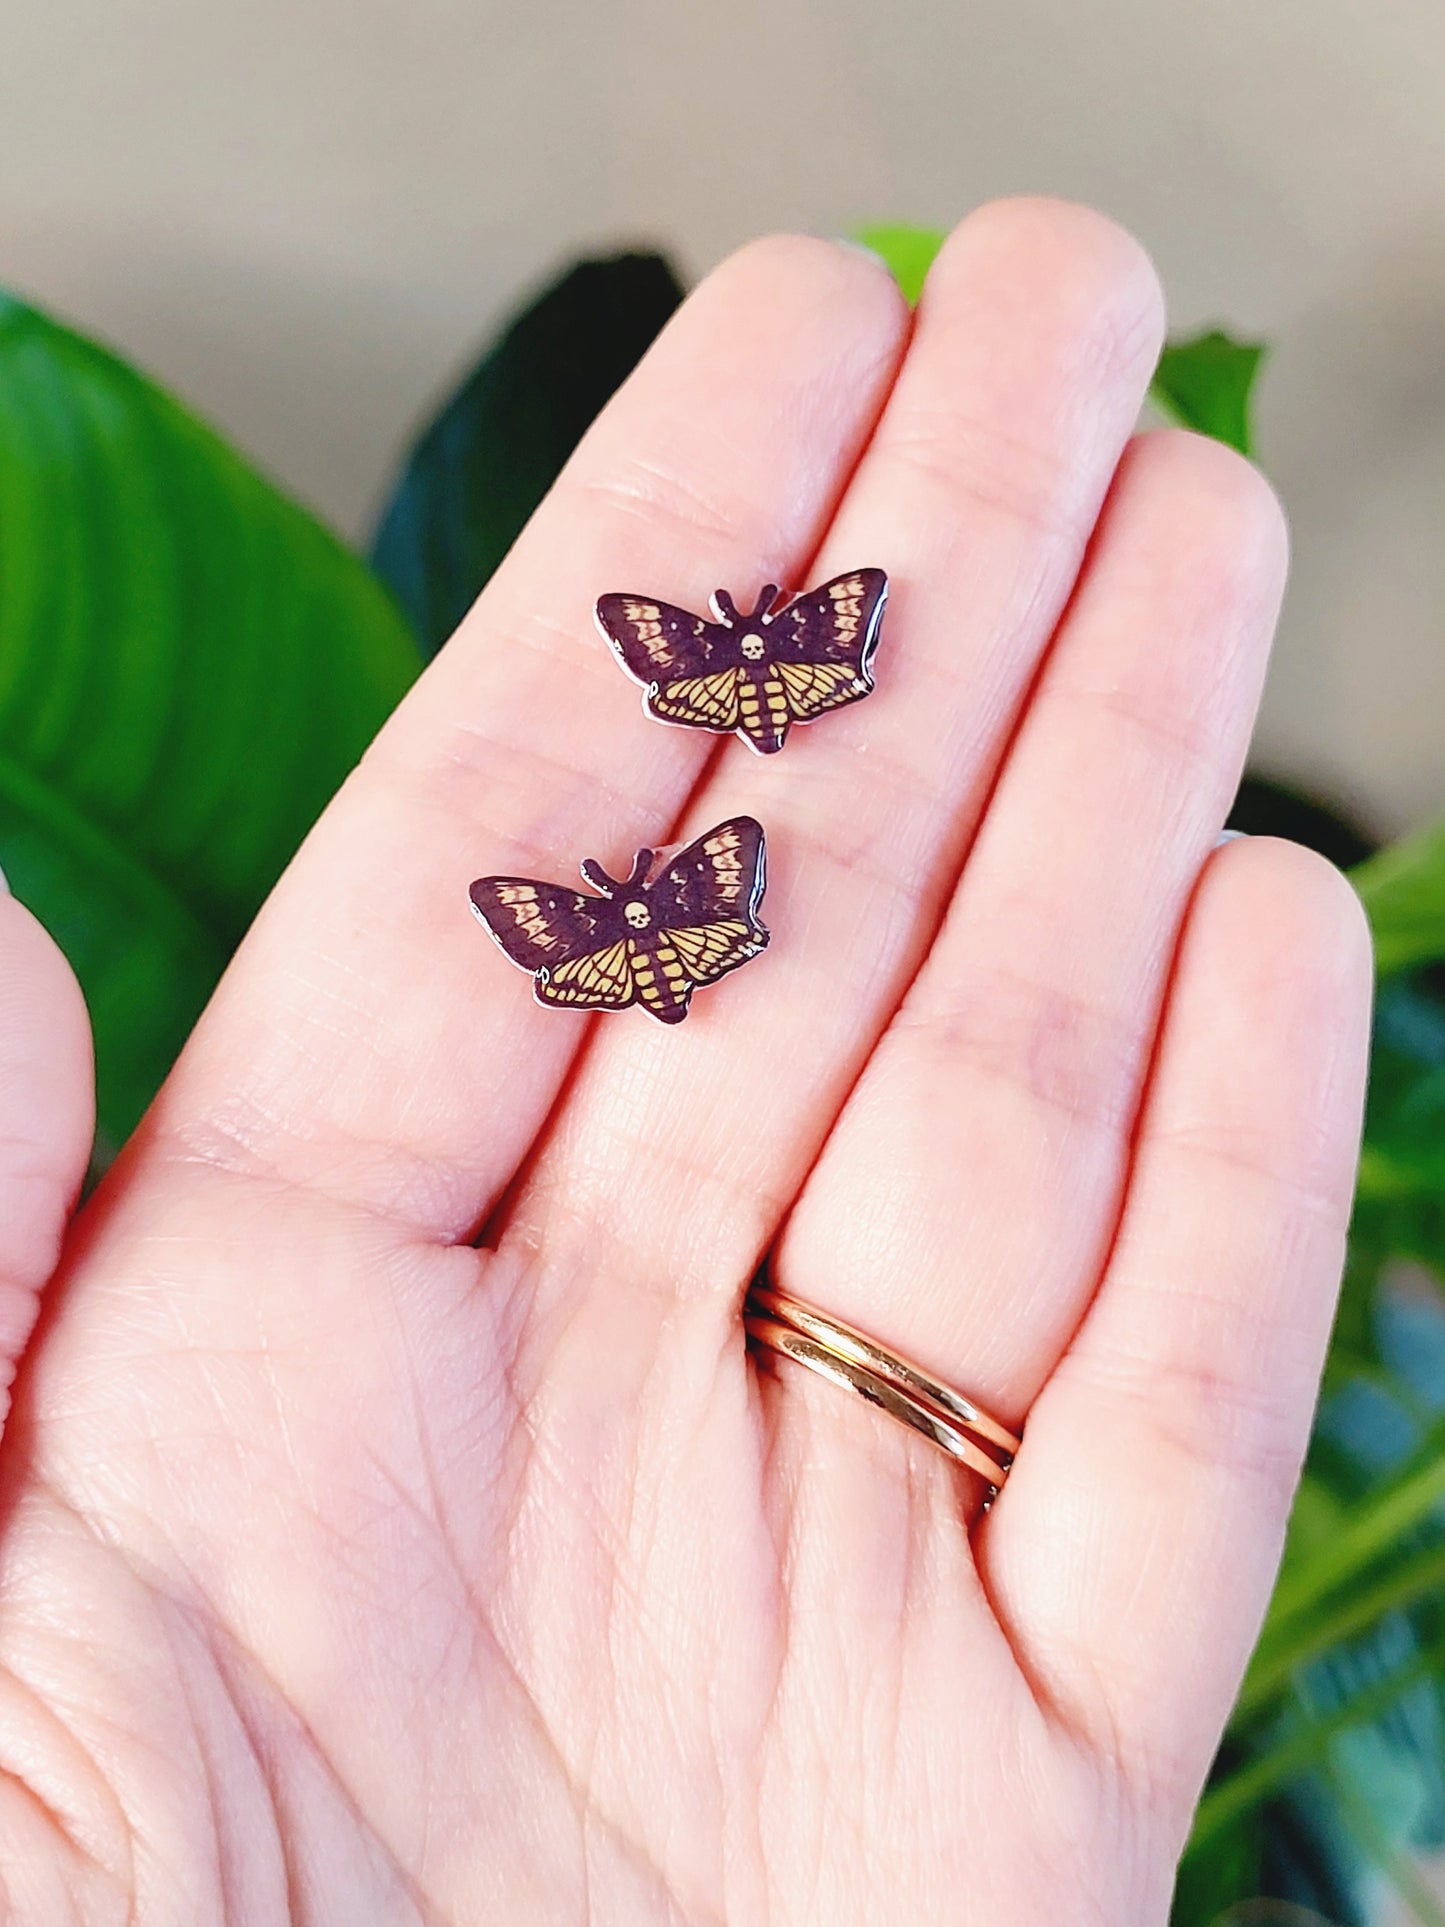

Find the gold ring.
xmin=744 ymin=1284 xmax=1019 ymax=1495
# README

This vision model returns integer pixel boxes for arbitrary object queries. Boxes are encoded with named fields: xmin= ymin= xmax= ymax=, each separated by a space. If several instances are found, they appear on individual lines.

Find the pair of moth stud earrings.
xmin=468 ymin=568 xmax=890 ymax=1024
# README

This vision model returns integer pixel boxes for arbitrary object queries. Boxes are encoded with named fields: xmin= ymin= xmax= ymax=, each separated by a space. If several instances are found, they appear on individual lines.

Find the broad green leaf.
xmin=1150 ymin=330 xmax=1266 ymax=458
xmin=854 ymin=224 xmax=945 ymax=306
xmin=0 ymin=293 xmax=421 ymax=1144
xmin=1354 ymin=822 xmax=1445 ymax=978
xmin=371 ymin=251 xmax=685 ymax=657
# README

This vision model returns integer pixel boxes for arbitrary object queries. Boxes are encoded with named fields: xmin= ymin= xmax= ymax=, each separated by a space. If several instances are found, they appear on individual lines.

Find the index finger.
xmin=143 ymin=238 xmax=909 ymax=1235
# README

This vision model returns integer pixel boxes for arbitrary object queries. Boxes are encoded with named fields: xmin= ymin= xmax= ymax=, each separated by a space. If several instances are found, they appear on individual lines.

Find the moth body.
xmin=738 ymin=664 xmax=792 ymax=755
xmin=627 ymin=933 xmax=691 ymax=1024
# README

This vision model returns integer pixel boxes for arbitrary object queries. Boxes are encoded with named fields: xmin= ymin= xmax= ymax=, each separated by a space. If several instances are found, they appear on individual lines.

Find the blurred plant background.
xmin=2 ymin=224 xmax=1445 ymax=1925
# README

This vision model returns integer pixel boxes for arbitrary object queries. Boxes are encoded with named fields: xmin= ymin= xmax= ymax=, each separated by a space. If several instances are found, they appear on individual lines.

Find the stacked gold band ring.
xmin=744 ymin=1284 xmax=1020 ymax=1496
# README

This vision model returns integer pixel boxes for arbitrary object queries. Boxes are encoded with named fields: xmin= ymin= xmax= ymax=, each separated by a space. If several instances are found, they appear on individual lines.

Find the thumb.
xmin=0 ymin=881 xmax=93 ymax=1435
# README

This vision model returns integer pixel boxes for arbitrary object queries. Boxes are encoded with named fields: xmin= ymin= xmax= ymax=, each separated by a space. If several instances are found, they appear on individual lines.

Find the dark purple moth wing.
xmin=595 ymin=594 xmax=741 ymax=683
xmin=595 ymin=593 xmax=748 ymax=739
xmin=468 ymin=877 xmax=612 ymax=968
xmin=644 ymin=816 xmax=769 ymax=996
xmin=760 ymin=568 xmax=889 ymax=735
xmin=468 ymin=877 xmax=638 ymax=1011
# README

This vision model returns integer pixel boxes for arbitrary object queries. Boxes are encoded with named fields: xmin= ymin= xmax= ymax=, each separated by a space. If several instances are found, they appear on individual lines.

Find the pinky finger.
xmin=983 ymin=836 xmax=1373 ymax=1824
xmin=0 ymin=891 xmax=93 ymax=1431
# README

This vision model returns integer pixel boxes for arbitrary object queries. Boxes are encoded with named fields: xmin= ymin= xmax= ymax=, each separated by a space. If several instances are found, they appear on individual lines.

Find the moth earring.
xmin=596 ymin=568 xmax=888 ymax=755
xmin=470 ymin=817 xmax=768 ymax=1024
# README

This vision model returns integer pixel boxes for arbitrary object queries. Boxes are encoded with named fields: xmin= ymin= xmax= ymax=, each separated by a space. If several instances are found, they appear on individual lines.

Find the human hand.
xmin=0 ymin=200 xmax=1371 ymax=1923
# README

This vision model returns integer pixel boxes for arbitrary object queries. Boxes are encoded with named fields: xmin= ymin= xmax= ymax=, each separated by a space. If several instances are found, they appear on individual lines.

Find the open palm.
xmin=0 ymin=201 xmax=1371 ymax=1925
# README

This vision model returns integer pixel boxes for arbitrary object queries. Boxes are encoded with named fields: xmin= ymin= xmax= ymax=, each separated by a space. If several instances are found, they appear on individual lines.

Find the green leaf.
xmin=1176 ymin=1748 xmax=1366 ymax=1926
xmin=371 ymin=251 xmax=685 ymax=657
xmin=1195 ymin=1632 xmax=1445 ymax=1855
xmin=853 ymin=224 xmax=945 ymax=306
xmin=0 ymin=294 xmax=421 ymax=1144
xmin=1354 ymin=822 xmax=1445 ymax=978
xmin=1170 ymin=1783 xmax=1263 ymax=1924
xmin=1150 ymin=329 xmax=1266 ymax=459
xmin=1345 ymin=978 xmax=1445 ymax=1275
xmin=1361 ymin=975 xmax=1445 ymax=1177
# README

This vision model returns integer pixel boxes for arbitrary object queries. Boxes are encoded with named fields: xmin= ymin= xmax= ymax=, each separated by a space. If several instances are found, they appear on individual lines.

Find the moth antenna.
xmin=579 ymin=858 xmax=618 ymax=896
xmin=711 ymin=589 xmax=741 ymax=625
xmin=628 ymin=848 xmax=655 ymax=885
xmin=752 ymin=584 xmax=782 ymax=620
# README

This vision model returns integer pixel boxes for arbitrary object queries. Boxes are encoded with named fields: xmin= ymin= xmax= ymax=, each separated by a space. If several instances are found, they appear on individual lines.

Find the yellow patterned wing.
xmin=775 ymin=657 xmax=871 ymax=723
xmin=649 ymin=668 xmax=743 ymax=734
xmin=667 ymin=918 xmax=766 ymax=987
xmin=535 ymin=939 xmax=636 ymax=1011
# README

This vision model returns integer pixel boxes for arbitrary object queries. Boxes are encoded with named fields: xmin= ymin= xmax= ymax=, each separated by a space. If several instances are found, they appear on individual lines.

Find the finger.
xmin=778 ymin=428 xmax=1287 ymax=1438
xmin=986 ymin=837 xmax=1372 ymax=1819
xmin=514 ymin=199 xmax=1165 ymax=1302
xmin=148 ymin=238 xmax=909 ymax=1232
xmin=0 ymin=891 xmax=93 ymax=1427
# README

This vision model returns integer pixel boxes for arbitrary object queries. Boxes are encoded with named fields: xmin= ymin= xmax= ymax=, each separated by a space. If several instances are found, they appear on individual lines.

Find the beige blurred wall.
xmin=3 ymin=0 xmax=1444 ymax=834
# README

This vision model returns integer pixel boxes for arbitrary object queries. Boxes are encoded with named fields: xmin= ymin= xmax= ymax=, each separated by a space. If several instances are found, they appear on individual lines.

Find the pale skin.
xmin=0 ymin=201 xmax=1373 ymax=1923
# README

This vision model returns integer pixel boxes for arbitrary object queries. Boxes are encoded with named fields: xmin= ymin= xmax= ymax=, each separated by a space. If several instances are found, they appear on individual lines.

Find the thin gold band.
xmin=744 ymin=1285 xmax=1019 ymax=1493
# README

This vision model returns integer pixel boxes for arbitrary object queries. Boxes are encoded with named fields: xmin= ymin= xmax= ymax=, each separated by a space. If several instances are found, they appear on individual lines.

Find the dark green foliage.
xmin=371 ymin=252 xmax=685 ymax=656
xmin=1227 ymin=774 xmax=1378 ymax=872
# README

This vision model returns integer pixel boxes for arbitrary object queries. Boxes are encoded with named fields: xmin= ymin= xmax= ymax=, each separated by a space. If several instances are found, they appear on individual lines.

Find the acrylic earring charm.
xmin=596 ymin=568 xmax=888 ymax=756
xmin=469 ymin=817 xmax=768 ymax=1024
